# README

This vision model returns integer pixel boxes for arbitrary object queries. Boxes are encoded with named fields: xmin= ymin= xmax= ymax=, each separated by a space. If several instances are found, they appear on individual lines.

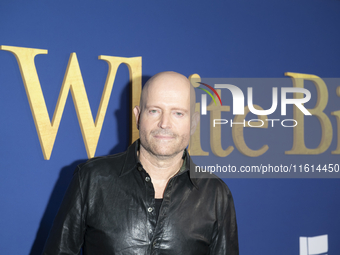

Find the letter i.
xmin=331 ymin=86 xmax=340 ymax=154
xmin=201 ymin=94 xmax=207 ymax=115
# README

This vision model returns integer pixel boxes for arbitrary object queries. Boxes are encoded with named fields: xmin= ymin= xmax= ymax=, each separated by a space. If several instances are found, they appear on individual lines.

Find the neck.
xmin=138 ymin=145 xmax=184 ymax=198
xmin=138 ymin=145 xmax=184 ymax=181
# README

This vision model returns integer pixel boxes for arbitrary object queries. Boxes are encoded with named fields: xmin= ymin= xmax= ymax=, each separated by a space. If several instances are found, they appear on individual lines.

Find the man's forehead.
xmin=143 ymin=86 xmax=190 ymax=111
xmin=144 ymin=93 xmax=190 ymax=108
xmin=147 ymin=84 xmax=190 ymax=96
xmin=145 ymin=102 xmax=189 ymax=109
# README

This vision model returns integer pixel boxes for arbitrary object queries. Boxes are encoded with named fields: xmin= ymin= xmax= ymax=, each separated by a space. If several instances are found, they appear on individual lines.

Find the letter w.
xmin=0 ymin=45 xmax=141 ymax=160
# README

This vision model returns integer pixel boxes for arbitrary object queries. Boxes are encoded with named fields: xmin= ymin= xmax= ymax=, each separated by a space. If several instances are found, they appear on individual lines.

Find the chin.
xmin=151 ymin=147 xmax=177 ymax=157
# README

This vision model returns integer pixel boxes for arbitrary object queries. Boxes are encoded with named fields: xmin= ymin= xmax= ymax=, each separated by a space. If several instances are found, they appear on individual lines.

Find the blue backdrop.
xmin=0 ymin=1 xmax=339 ymax=254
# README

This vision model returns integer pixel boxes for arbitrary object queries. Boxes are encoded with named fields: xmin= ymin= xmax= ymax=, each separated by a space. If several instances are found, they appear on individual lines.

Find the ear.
xmin=133 ymin=106 xmax=141 ymax=130
xmin=190 ymin=111 xmax=200 ymax=135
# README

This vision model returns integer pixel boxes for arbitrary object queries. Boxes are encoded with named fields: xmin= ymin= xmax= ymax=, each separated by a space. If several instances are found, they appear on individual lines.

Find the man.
xmin=43 ymin=71 xmax=239 ymax=254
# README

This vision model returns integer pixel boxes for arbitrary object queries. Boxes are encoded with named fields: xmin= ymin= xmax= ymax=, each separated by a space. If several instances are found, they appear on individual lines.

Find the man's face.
xmin=134 ymin=74 xmax=192 ymax=158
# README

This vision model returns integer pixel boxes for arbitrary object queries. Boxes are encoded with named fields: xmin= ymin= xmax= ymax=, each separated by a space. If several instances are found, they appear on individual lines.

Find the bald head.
xmin=140 ymin=71 xmax=196 ymax=116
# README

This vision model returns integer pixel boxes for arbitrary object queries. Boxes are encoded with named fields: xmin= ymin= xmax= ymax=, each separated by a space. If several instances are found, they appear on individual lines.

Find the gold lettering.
xmin=285 ymin=72 xmax=332 ymax=154
xmin=232 ymin=106 xmax=269 ymax=157
xmin=331 ymin=110 xmax=340 ymax=154
xmin=0 ymin=45 xmax=142 ymax=160
xmin=331 ymin=86 xmax=340 ymax=154
xmin=188 ymin=74 xmax=209 ymax=156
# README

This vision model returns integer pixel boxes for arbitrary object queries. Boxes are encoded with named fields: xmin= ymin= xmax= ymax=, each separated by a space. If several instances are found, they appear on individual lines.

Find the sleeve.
xmin=42 ymin=166 xmax=86 ymax=255
xmin=208 ymin=188 xmax=239 ymax=255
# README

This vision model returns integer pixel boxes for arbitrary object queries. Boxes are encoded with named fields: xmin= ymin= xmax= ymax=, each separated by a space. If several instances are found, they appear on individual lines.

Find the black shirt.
xmin=43 ymin=140 xmax=239 ymax=255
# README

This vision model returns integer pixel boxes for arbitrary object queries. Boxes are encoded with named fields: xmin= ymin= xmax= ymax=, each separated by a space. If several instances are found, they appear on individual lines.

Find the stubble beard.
xmin=139 ymin=129 xmax=188 ymax=160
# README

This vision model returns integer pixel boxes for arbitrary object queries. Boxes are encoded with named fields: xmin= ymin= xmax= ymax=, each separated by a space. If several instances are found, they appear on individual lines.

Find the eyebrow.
xmin=145 ymin=105 xmax=189 ymax=113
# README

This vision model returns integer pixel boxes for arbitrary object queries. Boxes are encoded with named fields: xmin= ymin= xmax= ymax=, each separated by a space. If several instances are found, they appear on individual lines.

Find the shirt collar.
xmin=119 ymin=139 xmax=199 ymax=189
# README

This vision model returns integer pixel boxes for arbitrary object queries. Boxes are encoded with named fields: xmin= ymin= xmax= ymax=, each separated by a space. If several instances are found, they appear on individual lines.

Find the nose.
xmin=158 ymin=112 xmax=171 ymax=129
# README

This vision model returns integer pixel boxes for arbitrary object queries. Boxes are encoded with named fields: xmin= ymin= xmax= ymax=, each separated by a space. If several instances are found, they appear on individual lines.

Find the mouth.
xmin=153 ymin=135 xmax=174 ymax=140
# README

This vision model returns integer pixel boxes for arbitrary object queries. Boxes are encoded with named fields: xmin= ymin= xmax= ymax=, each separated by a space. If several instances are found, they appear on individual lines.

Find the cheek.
xmin=139 ymin=118 xmax=156 ymax=133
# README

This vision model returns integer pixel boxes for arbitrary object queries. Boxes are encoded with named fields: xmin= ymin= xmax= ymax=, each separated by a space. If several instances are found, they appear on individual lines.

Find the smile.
xmin=153 ymin=135 xmax=174 ymax=140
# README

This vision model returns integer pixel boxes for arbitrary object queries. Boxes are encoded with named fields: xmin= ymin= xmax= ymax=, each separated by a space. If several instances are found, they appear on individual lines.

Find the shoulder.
xmin=189 ymin=172 xmax=236 ymax=223
xmin=194 ymin=175 xmax=233 ymax=197
xmin=74 ymin=150 xmax=127 ymax=179
xmin=189 ymin=161 xmax=235 ymax=208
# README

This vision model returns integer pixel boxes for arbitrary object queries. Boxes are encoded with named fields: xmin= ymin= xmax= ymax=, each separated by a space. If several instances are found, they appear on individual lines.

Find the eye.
xmin=149 ymin=109 xmax=158 ymax=114
xmin=175 ymin=112 xmax=184 ymax=117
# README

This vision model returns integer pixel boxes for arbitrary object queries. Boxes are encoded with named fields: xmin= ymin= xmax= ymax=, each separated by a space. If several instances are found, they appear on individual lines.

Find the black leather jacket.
xmin=43 ymin=140 xmax=238 ymax=255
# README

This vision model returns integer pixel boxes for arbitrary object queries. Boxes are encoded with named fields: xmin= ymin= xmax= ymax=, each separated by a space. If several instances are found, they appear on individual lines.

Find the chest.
xmin=83 ymin=175 xmax=217 ymax=255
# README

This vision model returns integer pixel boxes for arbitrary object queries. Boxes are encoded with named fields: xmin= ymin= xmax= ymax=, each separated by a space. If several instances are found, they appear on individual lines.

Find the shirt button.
xmin=153 ymin=240 xmax=158 ymax=247
xmin=149 ymin=228 xmax=153 ymax=233
xmin=148 ymin=207 xmax=153 ymax=213
xmin=137 ymin=166 xmax=142 ymax=171
xmin=145 ymin=177 xmax=150 ymax=182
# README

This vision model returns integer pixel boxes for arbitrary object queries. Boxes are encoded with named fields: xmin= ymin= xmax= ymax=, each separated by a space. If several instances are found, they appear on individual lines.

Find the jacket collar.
xmin=119 ymin=139 xmax=199 ymax=189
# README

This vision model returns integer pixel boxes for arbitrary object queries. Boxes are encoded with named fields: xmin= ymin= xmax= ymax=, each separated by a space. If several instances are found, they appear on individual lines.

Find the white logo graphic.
xmin=300 ymin=234 xmax=328 ymax=255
